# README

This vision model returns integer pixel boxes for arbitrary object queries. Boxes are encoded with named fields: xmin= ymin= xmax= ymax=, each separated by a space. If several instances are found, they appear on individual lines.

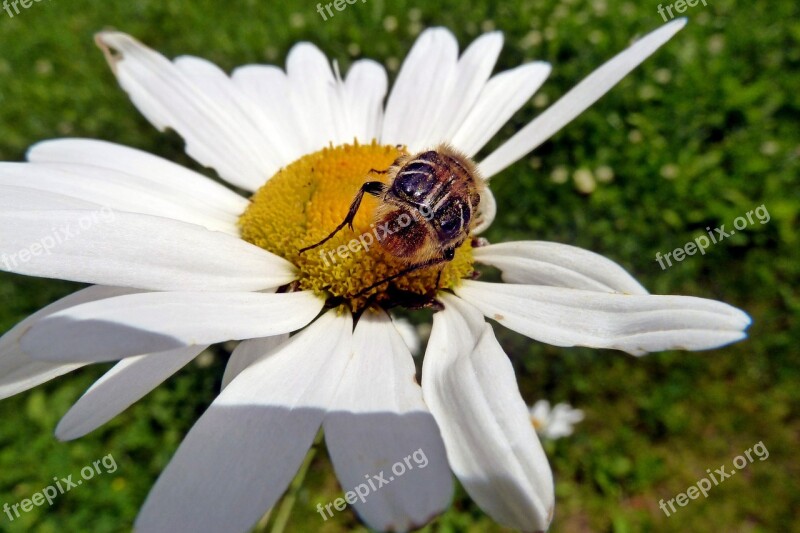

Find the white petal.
xmin=551 ymin=403 xmax=585 ymax=425
xmin=172 ymin=56 xmax=285 ymax=177
xmin=95 ymin=32 xmax=272 ymax=191
xmin=27 ymin=139 xmax=249 ymax=216
xmin=0 ymin=184 xmax=99 ymax=211
xmin=529 ymin=400 xmax=551 ymax=422
xmin=0 ymin=162 xmax=240 ymax=234
xmin=433 ymin=32 xmax=504 ymax=145
xmin=286 ymin=43 xmax=346 ymax=151
xmin=23 ymin=290 xmax=324 ymax=362
xmin=422 ymin=294 xmax=554 ymax=530
xmin=135 ymin=310 xmax=353 ymax=533
xmin=542 ymin=421 xmax=573 ymax=440
xmin=455 ymin=279 xmax=751 ymax=355
xmin=0 ymin=286 xmax=139 ymax=400
xmin=474 ymin=241 xmax=648 ymax=294
xmin=0 ymin=210 xmax=294 ymax=291
xmin=472 ymin=185 xmax=497 ymax=235
xmin=538 ymin=402 xmax=584 ymax=440
xmin=231 ymin=65 xmax=306 ymax=165
xmin=451 ymin=61 xmax=551 ymax=157
xmin=390 ymin=315 xmax=421 ymax=356
xmin=382 ymin=28 xmax=459 ymax=150
xmin=344 ymin=60 xmax=389 ymax=142
xmin=324 ymin=311 xmax=452 ymax=531
xmin=220 ymin=334 xmax=289 ymax=390
xmin=56 ymin=345 xmax=207 ymax=440
xmin=479 ymin=19 xmax=687 ymax=178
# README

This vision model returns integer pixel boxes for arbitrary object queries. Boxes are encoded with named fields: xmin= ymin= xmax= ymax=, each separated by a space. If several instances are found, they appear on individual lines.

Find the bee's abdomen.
xmin=375 ymin=206 xmax=432 ymax=262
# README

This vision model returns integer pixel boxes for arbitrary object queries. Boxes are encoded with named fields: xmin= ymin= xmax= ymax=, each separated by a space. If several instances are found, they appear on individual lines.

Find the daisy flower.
xmin=530 ymin=400 xmax=585 ymax=440
xmin=0 ymin=18 xmax=750 ymax=532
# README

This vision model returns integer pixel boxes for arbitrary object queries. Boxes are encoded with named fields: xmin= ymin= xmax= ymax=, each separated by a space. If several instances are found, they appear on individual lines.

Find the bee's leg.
xmin=354 ymin=247 xmax=456 ymax=298
xmin=368 ymin=168 xmax=388 ymax=174
xmin=298 ymin=181 xmax=387 ymax=253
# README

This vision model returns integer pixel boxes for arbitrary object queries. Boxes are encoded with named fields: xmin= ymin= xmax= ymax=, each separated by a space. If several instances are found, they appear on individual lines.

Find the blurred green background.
xmin=0 ymin=0 xmax=798 ymax=531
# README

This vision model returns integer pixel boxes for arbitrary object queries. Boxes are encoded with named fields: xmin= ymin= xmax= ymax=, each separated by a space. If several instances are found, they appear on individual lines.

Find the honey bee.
xmin=300 ymin=144 xmax=484 ymax=296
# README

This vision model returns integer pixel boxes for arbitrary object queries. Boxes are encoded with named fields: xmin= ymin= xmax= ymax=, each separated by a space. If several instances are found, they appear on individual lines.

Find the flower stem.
xmin=259 ymin=430 xmax=323 ymax=533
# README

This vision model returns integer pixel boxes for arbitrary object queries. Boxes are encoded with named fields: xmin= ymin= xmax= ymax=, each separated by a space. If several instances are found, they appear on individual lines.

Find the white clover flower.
xmin=530 ymin=400 xmax=585 ymax=440
xmin=0 ymin=19 xmax=750 ymax=532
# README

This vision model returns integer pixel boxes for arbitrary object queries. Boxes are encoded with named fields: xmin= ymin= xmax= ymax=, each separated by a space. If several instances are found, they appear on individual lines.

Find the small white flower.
xmin=530 ymin=400 xmax=585 ymax=440
xmin=0 ymin=18 xmax=750 ymax=533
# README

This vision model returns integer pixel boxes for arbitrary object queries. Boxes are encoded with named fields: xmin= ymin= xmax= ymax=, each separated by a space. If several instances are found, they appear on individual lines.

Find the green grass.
xmin=0 ymin=0 xmax=798 ymax=531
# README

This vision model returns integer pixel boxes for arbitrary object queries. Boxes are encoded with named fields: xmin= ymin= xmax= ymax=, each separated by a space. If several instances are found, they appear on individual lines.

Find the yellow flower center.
xmin=238 ymin=141 xmax=475 ymax=311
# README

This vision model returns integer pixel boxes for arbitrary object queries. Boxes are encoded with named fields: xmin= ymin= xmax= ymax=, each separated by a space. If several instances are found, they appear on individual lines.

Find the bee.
xmin=299 ymin=144 xmax=484 ymax=297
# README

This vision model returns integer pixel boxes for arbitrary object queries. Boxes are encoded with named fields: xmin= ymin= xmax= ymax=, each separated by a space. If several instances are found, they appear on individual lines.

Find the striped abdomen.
xmin=375 ymin=145 xmax=483 ymax=261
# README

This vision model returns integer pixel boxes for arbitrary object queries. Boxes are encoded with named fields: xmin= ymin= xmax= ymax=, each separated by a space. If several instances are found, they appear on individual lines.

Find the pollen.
xmin=238 ymin=141 xmax=475 ymax=311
